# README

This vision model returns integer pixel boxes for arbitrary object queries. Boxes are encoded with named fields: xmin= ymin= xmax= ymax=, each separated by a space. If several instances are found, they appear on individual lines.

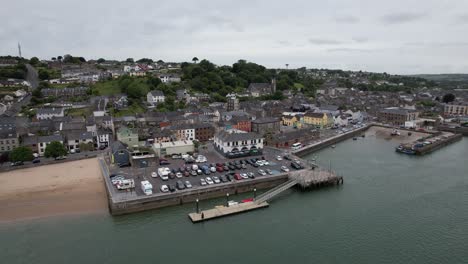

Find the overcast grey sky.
xmin=2 ymin=0 xmax=468 ymax=74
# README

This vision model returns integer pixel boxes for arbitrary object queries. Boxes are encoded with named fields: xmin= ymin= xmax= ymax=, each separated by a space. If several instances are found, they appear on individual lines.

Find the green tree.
xmin=9 ymin=146 xmax=34 ymax=162
xmin=44 ymin=141 xmax=68 ymax=159
xmin=97 ymin=58 xmax=106 ymax=63
xmin=192 ymin=57 xmax=199 ymax=63
xmin=126 ymin=58 xmax=134 ymax=63
xmin=442 ymin=93 xmax=455 ymax=103
xmin=29 ymin=57 xmax=40 ymax=65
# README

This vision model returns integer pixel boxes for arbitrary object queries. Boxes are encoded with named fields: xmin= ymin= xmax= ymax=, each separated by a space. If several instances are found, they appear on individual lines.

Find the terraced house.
xmin=303 ymin=112 xmax=333 ymax=128
xmin=281 ymin=113 xmax=303 ymax=128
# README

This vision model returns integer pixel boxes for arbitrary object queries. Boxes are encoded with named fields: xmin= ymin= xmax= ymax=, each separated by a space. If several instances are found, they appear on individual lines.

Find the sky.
xmin=2 ymin=0 xmax=468 ymax=74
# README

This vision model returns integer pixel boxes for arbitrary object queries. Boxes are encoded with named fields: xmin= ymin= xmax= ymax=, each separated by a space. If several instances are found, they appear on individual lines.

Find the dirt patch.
xmin=366 ymin=126 xmax=431 ymax=144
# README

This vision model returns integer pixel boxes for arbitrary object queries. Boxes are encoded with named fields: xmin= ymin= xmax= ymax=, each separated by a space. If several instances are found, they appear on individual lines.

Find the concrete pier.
xmin=188 ymin=201 xmax=269 ymax=223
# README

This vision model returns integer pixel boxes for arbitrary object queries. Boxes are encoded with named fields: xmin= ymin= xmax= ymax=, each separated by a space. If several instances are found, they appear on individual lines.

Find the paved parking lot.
xmin=106 ymin=146 xmax=303 ymax=198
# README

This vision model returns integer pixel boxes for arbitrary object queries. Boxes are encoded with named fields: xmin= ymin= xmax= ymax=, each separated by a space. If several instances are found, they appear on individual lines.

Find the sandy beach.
xmin=0 ymin=158 xmax=107 ymax=223
xmin=366 ymin=126 xmax=431 ymax=144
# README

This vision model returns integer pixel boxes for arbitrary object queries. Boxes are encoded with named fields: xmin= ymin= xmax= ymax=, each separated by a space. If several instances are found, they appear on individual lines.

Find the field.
xmin=111 ymin=103 xmax=145 ymax=117
xmin=65 ymin=107 xmax=92 ymax=117
xmin=91 ymin=80 xmax=121 ymax=95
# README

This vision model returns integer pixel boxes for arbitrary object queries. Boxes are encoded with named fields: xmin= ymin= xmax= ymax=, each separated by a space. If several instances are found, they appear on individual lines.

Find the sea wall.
xmin=108 ymin=173 xmax=289 ymax=215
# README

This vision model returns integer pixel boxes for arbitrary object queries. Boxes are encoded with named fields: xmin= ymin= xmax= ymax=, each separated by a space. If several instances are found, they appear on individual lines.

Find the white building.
xmin=170 ymin=125 xmax=195 ymax=141
xmin=444 ymin=102 xmax=468 ymax=116
xmin=152 ymin=140 xmax=195 ymax=157
xmin=36 ymin=108 xmax=65 ymax=120
xmin=213 ymin=130 xmax=264 ymax=157
xmin=97 ymin=129 xmax=112 ymax=148
xmin=66 ymin=131 xmax=94 ymax=151
xmin=147 ymin=90 xmax=165 ymax=105
xmin=37 ymin=135 xmax=64 ymax=156
xmin=159 ymin=74 xmax=181 ymax=83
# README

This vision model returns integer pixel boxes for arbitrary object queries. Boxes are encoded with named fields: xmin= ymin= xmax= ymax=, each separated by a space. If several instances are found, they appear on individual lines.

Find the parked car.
xmin=151 ymin=172 xmax=157 ymax=178
xmin=252 ymin=163 xmax=259 ymax=168
xmin=291 ymin=162 xmax=302 ymax=170
xmin=276 ymin=156 xmax=283 ymax=161
xmin=281 ymin=166 xmax=290 ymax=172
xmin=227 ymin=174 xmax=235 ymax=181
xmin=200 ymin=178 xmax=207 ymax=186
xmin=176 ymin=172 xmax=183 ymax=178
xmin=160 ymin=185 xmax=169 ymax=193
xmin=240 ymin=173 xmax=248 ymax=179
xmin=247 ymin=172 xmax=255 ymax=179
xmin=10 ymin=161 xmax=24 ymax=166
xmin=185 ymin=181 xmax=192 ymax=188
xmin=191 ymin=170 xmax=198 ymax=176
xmin=241 ymin=164 xmax=247 ymax=169
xmin=223 ymin=166 xmax=229 ymax=171
xmin=220 ymin=175 xmax=228 ymax=182
xmin=266 ymin=169 xmax=273 ymax=175
xmin=159 ymin=159 xmax=170 ymax=165
xmin=168 ymin=185 xmax=176 ymax=192
xmin=169 ymin=173 xmax=176 ymax=179
xmin=32 ymin=158 xmax=41 ymax=164
xmin=184 ymin=171 xmax=190 ymax=177
xmin=176 ymin=180 xmax=185 ymax=190
xmin=228 ymin=165 xmax=236 ymax=170
xmin=205 ymin=177 xmax=214 ymax=185
xmin=212 ymin=176 xmax=221 ymax=184
xmin=258 ymin=169 xmax=266 ymax=176
xmin=235 ymin=164 xmax=242 ymax=169
xmin=197 ymin=169 xmax=202 ymax=175
xmin=210 ymin=166 xmax=216 ymax=173
xmin=216 ymin=166 xmax=224 ymax=172
xmin=234 ymin=173 xmax=242 ymax=180
xmin=283 ymin=155 xmax=291 ymax=160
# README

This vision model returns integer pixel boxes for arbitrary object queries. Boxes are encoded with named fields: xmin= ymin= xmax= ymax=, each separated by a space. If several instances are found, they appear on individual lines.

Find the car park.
xmin=160 ymin=185 xmax=169 ymax=193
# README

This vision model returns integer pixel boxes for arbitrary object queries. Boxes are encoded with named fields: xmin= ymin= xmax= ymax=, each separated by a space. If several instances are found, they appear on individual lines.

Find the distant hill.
xmin=410 ymin=74 xmax=468 ymax=89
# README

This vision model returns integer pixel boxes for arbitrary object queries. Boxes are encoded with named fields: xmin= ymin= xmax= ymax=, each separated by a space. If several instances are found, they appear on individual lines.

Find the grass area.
xmin=91 ymin=80 xmax=121 ymax=95
xmin=294 ymin=83 xmax=304 ymax=89
xmin=110 ymin=103 xmax=145 ymax=117
xmin=65 ymin=107 xmax=92 ymax=117
xmin=47 ymin=83 xmax=71 ymax=89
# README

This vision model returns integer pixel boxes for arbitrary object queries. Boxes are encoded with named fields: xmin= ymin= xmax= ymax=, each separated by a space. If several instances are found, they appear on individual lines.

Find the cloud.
xmin=308 ymin=38 xmax=345 ymax=45
xmin=327 ymin=48 xmax=377 ymax=53
xmin=456 ymin=14 xmax=468 ymax=23
xmin=352 ymin=37 xmax=368 ymax=43
xmin=334 ymin=15 xmax=360 ymax=24
xmin=380 ymin=12 xmax=427 ymax=24
xmin=405 ymin=41 xmax=468 ymax=47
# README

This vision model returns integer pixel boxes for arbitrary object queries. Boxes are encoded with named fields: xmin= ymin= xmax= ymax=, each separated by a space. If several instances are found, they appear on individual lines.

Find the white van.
xmin=116 ymin=179 xmax=135 ymax=190
xmin=141 ymin=181 xmax=153 ymax=195
xmin=291 ymin=142 xmax=302 ymax=150
xmin=191 ymin=164 xmax=199 ymax=171
xmin=158 ymin=167 xmax=170 ymax=180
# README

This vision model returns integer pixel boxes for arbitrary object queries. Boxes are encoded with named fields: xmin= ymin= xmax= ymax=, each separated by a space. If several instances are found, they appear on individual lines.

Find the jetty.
xmin=396 ymin=132 xmax=462 ymax=155
xmin=188 ymin=168 xmax=343 ymax=223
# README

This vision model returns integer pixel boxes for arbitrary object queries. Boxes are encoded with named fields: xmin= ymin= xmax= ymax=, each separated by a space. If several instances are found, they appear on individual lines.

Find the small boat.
xmin=391 ymin=129 xmax=401 ymax=136
xmin=353 ymin=137 xmax=357 ymax=140
xmin=361 ymin=134 xmax=365 ymax=138
xmin=331 ymin=145 xmax=336 ymax=148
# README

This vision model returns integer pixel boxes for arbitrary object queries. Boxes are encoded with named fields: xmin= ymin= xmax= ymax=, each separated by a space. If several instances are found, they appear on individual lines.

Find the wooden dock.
xmin=188 ymin=201 xmax=269 ymax=223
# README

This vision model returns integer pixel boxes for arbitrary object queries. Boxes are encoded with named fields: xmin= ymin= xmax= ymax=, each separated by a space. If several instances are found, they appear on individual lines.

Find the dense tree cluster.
xmin=0 ymin=63 xmax=27 ymax=80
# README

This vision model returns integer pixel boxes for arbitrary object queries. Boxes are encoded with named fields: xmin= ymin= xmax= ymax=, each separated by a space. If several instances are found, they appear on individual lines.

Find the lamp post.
xmin=226 ymin=193 xmax=229 ymax=206
xmin=196 ymin=198 xmax=199 ymax=213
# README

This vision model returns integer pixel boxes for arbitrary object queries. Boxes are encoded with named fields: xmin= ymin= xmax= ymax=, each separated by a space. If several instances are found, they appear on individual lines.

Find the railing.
xmin=254 ymin=179 xmax=297 ymax=204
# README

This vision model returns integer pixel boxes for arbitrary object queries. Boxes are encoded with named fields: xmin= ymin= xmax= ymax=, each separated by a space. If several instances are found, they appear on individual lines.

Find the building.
xmin=65 ymin=131 xmax=94 ymax=151
xmin=226 ymin=94 xmax=240 ymax=111
xmin=378 ymin=107 xmax=419 ymax=126
xmin=97 ymin=129 xmax=112 ymax=148
xmin=116 ymin=126 xmax=139 ymax=147
xmin=111 ymin=141 xmax=130 ymax=167
xmin=170 ymin=124 xmax=195 ymax=141
xmin=213 ymin=130 xmax=264 ymax=158
xmin=159 ymin=74 xmax=181 ymax=83
xmin=22 ymin=135 xmax=65 ymax=156
xmin=176 ymin=89 xmax=190 ymax=102
xmin=267 ymin=128 xmax=320 ymax=148
xmin=147 ymin=90 xmax=165 ymax=105
xmin=281 ymin=114 xmax=303 ymax=128
xmin=251 ymin=117 xmax=281 ymax=135
xmin=152 ymin=140 xmax=194 ymax=157
xmin=194 ymin=123 xmax=215 ymax=142
xmin=36 ymin=108 xmax=65 ymax=120
xmin=248 ymin=79 xmax=276 ymax=97
xmin=303 ymin=112 xmax=333 ymax=128
xmin=444 ymin=102 xmax=468 ymax=116
xmin=0 ymin=125 xmax=18 ymax=153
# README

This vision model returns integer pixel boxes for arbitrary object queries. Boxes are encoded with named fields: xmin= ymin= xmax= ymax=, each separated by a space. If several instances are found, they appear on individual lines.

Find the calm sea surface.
xmin=1 ymin=135 xmax=467 ymax=264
